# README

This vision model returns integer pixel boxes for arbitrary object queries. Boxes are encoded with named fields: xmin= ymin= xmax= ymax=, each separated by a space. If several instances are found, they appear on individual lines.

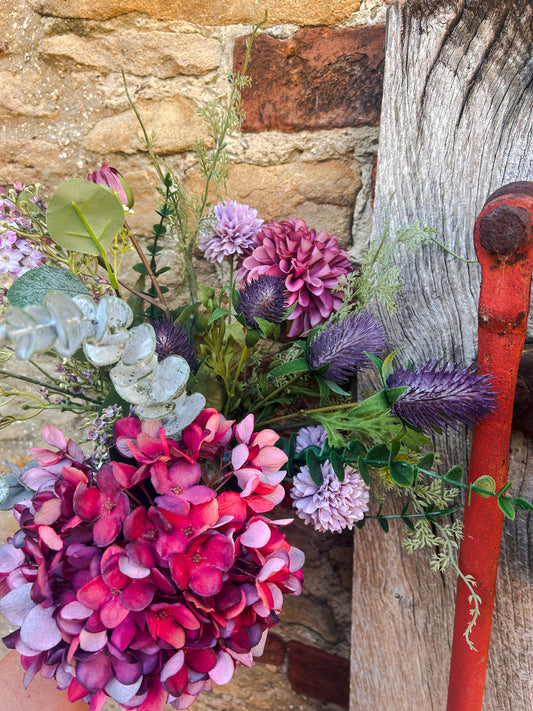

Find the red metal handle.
xmin=446 ymin=182 xmax=533 ymax=711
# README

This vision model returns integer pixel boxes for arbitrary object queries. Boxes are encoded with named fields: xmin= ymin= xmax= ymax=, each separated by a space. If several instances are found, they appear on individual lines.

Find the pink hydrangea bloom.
xmin=240 ymin=218 xmax=353 ymax=337
xmin=0 ymin=413 xmax=304 ymax=711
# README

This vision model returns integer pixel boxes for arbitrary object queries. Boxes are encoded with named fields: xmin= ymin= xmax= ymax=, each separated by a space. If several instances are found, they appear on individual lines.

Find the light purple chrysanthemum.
xmin=290 ymin=461 xmax=369 ymax=533
xmin=199 ymin=201 xmax=263 ymax=264
xmin=295 ymin=425 xmax=328 ymax=453
xmin=236 ymin=275 xmax=288 ymax=329
xmin=307 ymin=311 xmax=387 ymax=383
xmin=386 ymin=360 xmax=496 ymax=432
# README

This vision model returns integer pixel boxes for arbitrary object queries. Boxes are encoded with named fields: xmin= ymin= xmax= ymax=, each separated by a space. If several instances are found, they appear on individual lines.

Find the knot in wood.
xmin=478 ymin=204 xmax=531 ymax=255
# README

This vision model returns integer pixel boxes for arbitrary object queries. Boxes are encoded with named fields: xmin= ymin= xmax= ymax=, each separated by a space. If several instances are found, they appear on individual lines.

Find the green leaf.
xmin=316 ymin=375 xmax=330 ymax=405
xmin=253 ymin=317 xmax=278 ymax=338
xmin=357 ymin=455 xmax=369 ymax=485
xmin=366 ymin=443 xmax=390 ymax=465
xmin=156 ymin=266 xmax=172 ymax=275
xmin=46 ymin=178 xmax=125 ymax=256
xmin=132 ymin=263 xmax=148 ymax=275
xmin=511 ymin=497 xmax=533 ymax=511
xmin=401 ymin=516 xmax=415 ymax=531
xmin=306 ymin=449 xmax=323 ymax=487
xmin=245 ymin=328 xmax=261 ymax=348
xmin=355 ymin=518 xmax=366 ymax=529
xmin=285 ymin=300 xmax=298 ymax=318
xmin=208 ymin=308 xmax=228 ymax=325
xmin=446 ymin=465 xmax=464 ymax=483
xmin=385 ymin=385 xmax=409 ymax=407
xmin=268 ymin=357 xmax=310 ymax=379
xmin=377 ymin=516 xmax=390 ymax=533
xmin=381 ymin=350 xmax=401 ymax=384
xmin=389 ymin=460 xmax=415 ymax=487
xmin=497 ymin=481 xmax=513 ymax=495
xmin=365 ymin=352 xmax=383 ymax=376
xmin=417 ymin=452 xmax=435 ymax=471
xmin=389 ymin=439 xmax=401 ymax=461
xmin=347 ymin=439 xmax=367 ymax=458
xmin=498 ymin=496 xmax=516 ymax=520
xmin=322 ymin=378 xmax=351 ymax=397
xmin=472 ymin=475 xmax=496 ymax=498
xmin=330 ymin=451 xmax=345 ymax=482
xmin=7 ymin=265 xmax=89 ymax=307
xmin=173 ymin=302 xmax=200 ymax=325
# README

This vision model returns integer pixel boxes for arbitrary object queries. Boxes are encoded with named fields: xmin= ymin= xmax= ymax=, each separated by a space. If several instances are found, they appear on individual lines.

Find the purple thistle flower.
xmin=236 ymin=275 xmax=288 ymax=329
xmin=290 ymin=461 xmax=370 ymax=533
xmin=386 ymin=360 xmax=496 ymax=432
xmin=198 ymin=201 xmax=263 ymax=264
xmin=307 ymin=311 xmax=387 ymax=383
xmin=150 ymin=317 xmax=198 ymax=371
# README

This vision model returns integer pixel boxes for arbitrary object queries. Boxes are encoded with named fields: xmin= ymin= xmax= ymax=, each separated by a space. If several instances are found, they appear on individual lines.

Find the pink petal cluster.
xmin=240 ymin=219 xmax=353 ymax=337
xmin=0 ymin=411 xmax=303 ymax=711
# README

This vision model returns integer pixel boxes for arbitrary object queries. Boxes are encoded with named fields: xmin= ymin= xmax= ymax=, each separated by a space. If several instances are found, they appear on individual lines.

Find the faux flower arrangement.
xmin=0 ymin=22 xmax=530 ymax=711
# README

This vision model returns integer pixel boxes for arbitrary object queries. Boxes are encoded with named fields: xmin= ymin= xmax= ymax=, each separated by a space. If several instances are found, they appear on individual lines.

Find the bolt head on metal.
xmin=478 ymin=204 xmax=531 ymax=255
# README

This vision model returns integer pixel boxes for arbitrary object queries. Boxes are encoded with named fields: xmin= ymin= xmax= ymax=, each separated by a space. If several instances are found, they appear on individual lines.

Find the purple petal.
xmin=0 ymin=543 xmax=25 ymax=573
xmin=209 ymin=650 xmax=235 ymax=685
xmin=105 ymin=676 xmax=143 ymax=704
xmin=76 ymin=651 xmax=113 ymax=691
xmin=80 ymin=627 xmax=108 ymax=652
xmin=118 ymin=556 xmax=151 ymax=579
xmin=20 ymin=603 xmax=62 ymax=650
xmin=0 ymin=582 xmax=35 ymax=625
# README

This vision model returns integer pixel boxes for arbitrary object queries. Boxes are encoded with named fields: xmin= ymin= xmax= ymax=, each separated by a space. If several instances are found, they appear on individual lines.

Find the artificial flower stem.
xmin=124 ymin=223 xmax=171 ymax=317
xmin=251 ymin=374 xmax=303 ymax=412
xmin=118 ymin=279 xmax=169 ymax=312
xmin=260 ymin=400 xmax=357 ymax=428
xmin=224 ymin=344 xmax=248 ymax=417
xmin=429 ymin=236 xmax=479 ymax=264
xmin=70 ymin=203 xmax=120 ymax=291
xmin=0 ymin=369 xmax=101 ymax=405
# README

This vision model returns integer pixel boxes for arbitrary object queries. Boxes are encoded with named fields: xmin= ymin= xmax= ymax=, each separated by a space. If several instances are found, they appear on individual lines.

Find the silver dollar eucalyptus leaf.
xmin=136 ymin=399 xmax=179 ymax=420
xmin=121 ymin=324 xmax=156 ymax=367
xmin=110 ymin=355 xmax=158 ymax=390
xmin=149 ymin=355 xmax=189 ymax=404
xmin=45 ymin=291 xmax=87 ymax=357
xmin=162 ymin=392 xmax=207 ymax=437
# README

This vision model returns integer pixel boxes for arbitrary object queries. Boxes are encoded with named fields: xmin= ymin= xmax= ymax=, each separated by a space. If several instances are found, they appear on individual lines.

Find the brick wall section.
xmin=234 ymin=25 xmax=386 ymax=132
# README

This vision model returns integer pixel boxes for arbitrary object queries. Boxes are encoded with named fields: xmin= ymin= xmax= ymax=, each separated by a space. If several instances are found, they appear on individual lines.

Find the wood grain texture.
xmin=352 ymin=2 xmax=533 ymax=709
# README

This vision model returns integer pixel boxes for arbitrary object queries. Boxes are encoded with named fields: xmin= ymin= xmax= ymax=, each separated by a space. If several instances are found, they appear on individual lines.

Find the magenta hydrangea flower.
xmin=240 ymin=218 xmax=353 ymax=337
xmin=386 ymin=360 xmax=496 ymax=432
xmin=198 ymin=200 xmax=263 ymax=264
xmin=0 ymin=412 xmax=304 ymax=711
xmin=290 ymin=461 xmax=370 ymax=533
xmin=307 ymin=311 xmax=387 ymax=383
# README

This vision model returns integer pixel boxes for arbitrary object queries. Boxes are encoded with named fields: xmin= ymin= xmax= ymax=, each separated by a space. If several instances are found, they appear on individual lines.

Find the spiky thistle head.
xmin=236 ymin=275 xmax=288 ymax=329
xmin=386 ymin=360 xmax=496 ymax=432
xmin=150 ymin=317 xmax=198 ymax=371
xmin=307 ymin=311 xmax=387 ymax=383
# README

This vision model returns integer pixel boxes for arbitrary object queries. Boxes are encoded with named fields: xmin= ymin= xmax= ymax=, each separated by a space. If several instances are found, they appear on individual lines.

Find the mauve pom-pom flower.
xmin=236 ymin=275 xmax=288 ymax=329
xmin=295 ymin=425 xmax=328 ymax=452
xmin=199 ymin=200 xmax=263 ymax=264
xmin=307 ymin=311 xmax=387 ymax=383
xmin=290 ymin=461 xmax=370 ymax=533
xmin=150 ymin=317 xmax=198 ymax=370
xmin=386 ymin=360 xmax=496 ymax=432
xmin=240 ymin=218 xmax=353 ymax=338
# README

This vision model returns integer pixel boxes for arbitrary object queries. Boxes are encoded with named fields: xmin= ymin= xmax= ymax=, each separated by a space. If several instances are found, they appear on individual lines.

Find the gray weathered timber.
xmin=352 ymin=2 xmax=533 ymax=710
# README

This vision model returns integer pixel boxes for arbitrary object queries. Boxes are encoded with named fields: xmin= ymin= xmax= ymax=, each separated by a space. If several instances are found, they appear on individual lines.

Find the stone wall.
xmin=0 ymin=1 xmax=388 ymax=709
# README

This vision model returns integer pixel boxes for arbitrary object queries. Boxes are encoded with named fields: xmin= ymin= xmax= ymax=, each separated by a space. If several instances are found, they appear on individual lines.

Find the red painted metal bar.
xmin=446 ymin=182 xmax=533 ymax=711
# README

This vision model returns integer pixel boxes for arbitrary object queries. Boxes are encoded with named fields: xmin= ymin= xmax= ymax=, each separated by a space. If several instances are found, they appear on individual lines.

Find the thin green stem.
xmin=429 ymin=236 xmax=479 ymax=264
xmin=260 ymin=400 xmax=357 ymax=428
xmin=224 ymin=344 xmax=248 ymax=417
xmin=251 ymin=374 xmax=303 ymax=412
xmin=0 ymin=369 xmax=101 ymax=405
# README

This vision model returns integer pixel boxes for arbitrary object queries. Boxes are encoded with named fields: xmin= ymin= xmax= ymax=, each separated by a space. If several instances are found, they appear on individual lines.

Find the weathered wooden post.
xmin=351 ymin=2 xmax=533 ymax=709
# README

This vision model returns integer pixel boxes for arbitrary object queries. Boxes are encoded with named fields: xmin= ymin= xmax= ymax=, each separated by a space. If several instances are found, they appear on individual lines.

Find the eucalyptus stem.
xmin=0 ymin=369 xmax=101 ymax=405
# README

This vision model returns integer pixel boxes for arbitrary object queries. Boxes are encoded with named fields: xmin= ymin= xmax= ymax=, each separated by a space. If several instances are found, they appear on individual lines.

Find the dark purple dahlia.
xmin=236 ymin=275 xmax=288 ymax=329
xmin=387 ymin=360 xmax=496 ymax=432
xmin=150 ymin=317 xmax=198 ymax=371
xmin=307 ymin=311 xmax=387 ymax=383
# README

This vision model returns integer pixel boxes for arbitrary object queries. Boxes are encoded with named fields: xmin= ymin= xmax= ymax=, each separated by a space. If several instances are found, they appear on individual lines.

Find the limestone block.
xmin=41 ymin=31 xmax=221 ymax=78
xmin=0 ymin=138 xmax=63 ymax=187
xmin=0 ymin=71 xmax=60 ymax=118
xmin=234 ymin=25 xmax=386 ymax=132
xmin=29 ymin=0 xmax=362 ymax=26
xmin=83 ymin=96 xmax=207 ymax=154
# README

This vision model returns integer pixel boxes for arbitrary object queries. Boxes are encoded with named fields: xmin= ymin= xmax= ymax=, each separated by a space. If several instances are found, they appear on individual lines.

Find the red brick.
xmin=233 ymin=25 xmax=385 ymax=133
xmin=256 ymin=633 xmax=286 ymax=666
xmin=288 ymin=640 xmax=349 ymax=708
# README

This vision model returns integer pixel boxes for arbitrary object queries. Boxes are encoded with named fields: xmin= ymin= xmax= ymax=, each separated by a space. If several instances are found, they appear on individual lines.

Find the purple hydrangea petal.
xmin=20 ymin=604 xmax=62 ymax=651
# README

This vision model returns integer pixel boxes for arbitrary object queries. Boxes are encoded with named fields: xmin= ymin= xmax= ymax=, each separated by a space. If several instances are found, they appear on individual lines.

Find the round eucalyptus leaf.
xmin=44 ymin=291 xmax=86 ymax=357
xmin=136 ymin=399 xmax=178 ymax=420
xmin=84 ymin=341 xmax=125 ymax=367
xmin=150 ymin=355 xmax=189 ymax=404
xmin=110 ymin=356 xmax=157 ymax=388
xmin=121 ymin=324 xmax=156 ymax=367
xmin=112 ymin=374 xmax=153 ymax=405
xmin=96 ymin=297 xmax=133 ymax=341
xmin=163 ymin=392 xmax=206 ymax=437
xmin=46 ymin=178 xmax=125 ymax=256
xmin=7 ymin=265 xmax=90 ymax=308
